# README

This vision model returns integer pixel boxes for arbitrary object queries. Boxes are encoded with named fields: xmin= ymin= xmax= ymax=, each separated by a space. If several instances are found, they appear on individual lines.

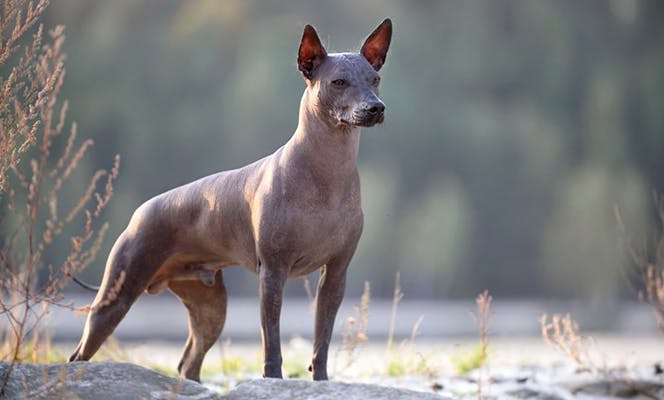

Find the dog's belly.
xmin=287 ymin=252 xmax=334 ymax=278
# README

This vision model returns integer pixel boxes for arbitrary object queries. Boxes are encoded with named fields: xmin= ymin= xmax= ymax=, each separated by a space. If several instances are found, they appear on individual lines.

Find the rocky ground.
xmin=2 ymin=359 xmax=662 ymax=399
xmin=1 ymin=361 xmax=451 ymax=399
xmin=9 ymin=334 xmax=653 ymax=399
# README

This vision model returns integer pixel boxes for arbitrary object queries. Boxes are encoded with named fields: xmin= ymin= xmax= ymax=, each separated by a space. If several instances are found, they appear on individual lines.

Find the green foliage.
xmin=384 ymin=352 xmax=437 ymax=378
xmin=212 ymin=353 xmax=261 ymax=377
xmin=451 ymin=344 xmax=488 ymax=376
xmin=283 ymin=359 xmax=309 ymax=379
xmin=201 ymin=341 xmax=263 ymax=378
xmin=7 ymin=337 xmax=68 ymax=364
xmin=220 ymin=355 xmax=245 ymax=375
xmin=95 ymin=336 xmax=132 ymax=363
xmin=386 ymin=358 xmax=407 ymax=377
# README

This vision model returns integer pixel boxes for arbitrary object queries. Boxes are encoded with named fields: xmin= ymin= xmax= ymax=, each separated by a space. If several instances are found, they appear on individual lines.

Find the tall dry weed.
xmin=471 ymin=290 xmax=491 ymax=370
xmin=336 ymin=281 xmax=370 ymax=372
xmin=0 ymin=0 xmax=50 ymax=193
xmin=386 ymin=271 xmax=403 ymax=353
xmin=471 ymin=290 xmax=492 ymax=399
xmin=615 ymin=193 xmax=664 ymax=334
xmin=0 ymin=0 xmax=119 ymax=393
xmin=540 ymin=313 xmax=598 ymax=372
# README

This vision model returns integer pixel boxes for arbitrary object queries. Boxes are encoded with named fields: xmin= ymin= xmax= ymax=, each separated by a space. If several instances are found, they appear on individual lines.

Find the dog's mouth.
xmin=338 ymin=111 xmax=384 ymax=128
xmin=351 ymin=110 xmax=384 ymax=127
xmin=359 ymin=113 xmax=385 ymax=127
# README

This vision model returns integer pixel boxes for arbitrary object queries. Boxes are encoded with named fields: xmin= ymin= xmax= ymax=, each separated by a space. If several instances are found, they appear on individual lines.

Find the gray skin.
xmin=68 ymin=19 xmax=392 ymax=383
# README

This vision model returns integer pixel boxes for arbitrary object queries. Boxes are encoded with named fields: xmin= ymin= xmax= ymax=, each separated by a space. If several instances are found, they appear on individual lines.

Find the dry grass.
xmin=539 ymin=312 xmax=623 ymax=380
xmin=0 ymin=0 xmax=119 ymax=393
xmin=0 ymin=0 xmax=50 ymax=194
xmin=383 ymin=272 xmax=434 ymax=378
xmin=471 ymin=290 xmax=491 ymax=370
xmin=74 ymin=270 xmax=125 ymax=315
xmin=385 ymin=271 xmax=403 ymax=353
xmin=540 ymin=313 xmax=597 ymax=372
xmin=384 ymin=316 xmax=433 ymax=378
xmin=471 ymin=290 xmax=492 ymax=399
xmin=302 ymin=275 xmax=315 ymax=313
xmin=539 ymin=313 xmax=662 ymax=397
xmin=642 ymin=264 xmax=664 ymax=332
xmin=615 ymin=193 xmax=664 ymax=335
xmin=336 ymin=280 xmax=370 ymax=372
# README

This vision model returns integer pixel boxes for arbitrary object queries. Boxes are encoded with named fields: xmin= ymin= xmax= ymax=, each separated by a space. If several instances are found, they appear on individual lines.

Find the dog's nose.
xmin=366 ymin=103 xmax=385 ymax=115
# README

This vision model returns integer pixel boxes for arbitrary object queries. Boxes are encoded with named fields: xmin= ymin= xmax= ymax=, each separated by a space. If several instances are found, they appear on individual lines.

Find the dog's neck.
xmin=283 ymin=89 xmax=361 ymax=184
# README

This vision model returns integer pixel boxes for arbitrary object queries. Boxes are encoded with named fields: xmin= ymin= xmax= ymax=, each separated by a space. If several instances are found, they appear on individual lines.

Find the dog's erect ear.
xmin=360 ymin=18 xmax=392 ymax=71
xmin=298 ymin=24 xmax=327 ymax=80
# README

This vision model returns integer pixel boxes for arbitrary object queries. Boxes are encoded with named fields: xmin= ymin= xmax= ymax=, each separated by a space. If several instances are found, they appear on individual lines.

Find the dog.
xmin=69 ymin=18 xmax=392 ymax=382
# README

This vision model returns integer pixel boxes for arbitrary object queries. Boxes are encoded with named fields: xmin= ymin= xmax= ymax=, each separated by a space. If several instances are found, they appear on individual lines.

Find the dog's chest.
xmin=255 ymin=185 xmax=362 ymax=274
xmin=287 ymin=205 xmax=362 ymax=276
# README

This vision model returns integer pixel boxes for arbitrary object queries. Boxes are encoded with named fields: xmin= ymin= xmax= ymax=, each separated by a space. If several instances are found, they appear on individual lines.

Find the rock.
xmin=570 ymin=379 xmax=664 ymax=398
xmin=221 ymin=378 xmax=450 ymax=400
xmin=505 ymin=387 xmax=565 ymax=400
xmin=0 ymin=362 xmax=454 ymax=400
xmin=0 ymin=361 xmax=219 ymax=400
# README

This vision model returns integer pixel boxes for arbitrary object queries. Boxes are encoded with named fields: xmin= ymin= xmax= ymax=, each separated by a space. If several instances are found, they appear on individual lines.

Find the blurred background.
xmin=29 ymin=0 xmax=663 ymax=324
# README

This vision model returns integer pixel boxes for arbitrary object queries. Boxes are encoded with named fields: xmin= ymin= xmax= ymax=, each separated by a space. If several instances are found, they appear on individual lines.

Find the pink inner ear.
xmin=298 ymin=45 xmax=324 ymax=76
xmin=298 ymin=26 xmax=326 ymax=76
xmin=361 ymin=20 xmax=392 ymax=71
xmin=363 ymin=45 xmax=385 ymax=69
xmin=300 ymin=44 xmax=321 ymax=66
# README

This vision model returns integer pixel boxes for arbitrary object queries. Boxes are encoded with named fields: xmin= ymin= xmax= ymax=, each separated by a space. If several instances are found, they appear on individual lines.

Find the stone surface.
xmin=5 ymin=361 xmax=662 ymax=399
xmin=505 ymin=387 xmax=566 ymax=400
xmin=222 ymin=378 xmax=449 ymax=400
xmin=0 ymin=362 xmax=454 ymax=400
xmin=0 ymin=362 xmax=219 ymax=400
xmin=569 ymin=379 xmax=664 ymax=398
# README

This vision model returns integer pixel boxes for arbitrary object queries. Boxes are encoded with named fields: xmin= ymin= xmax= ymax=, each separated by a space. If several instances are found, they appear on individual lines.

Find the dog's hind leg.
xmin=168 ymin=270 xmax=227 ymax=382
xmin=68 ymin=233 xmax=168 ymax=363
xmin=68 ymin=283 xmax=137 ymax=362
xmin=69 ymin=273 xmax=147 ymax=361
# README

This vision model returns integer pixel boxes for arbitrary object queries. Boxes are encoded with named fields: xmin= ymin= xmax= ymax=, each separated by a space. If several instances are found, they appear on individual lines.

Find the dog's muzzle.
xmin=352 ymin=102 xmax=386 ymax=127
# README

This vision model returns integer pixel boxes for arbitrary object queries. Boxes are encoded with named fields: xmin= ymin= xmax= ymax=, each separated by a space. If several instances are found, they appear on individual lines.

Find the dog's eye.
xmin=331 ymin=79 xmax=347 ymax=87
xmin=371 ymin=76 xmax=380 ymax=86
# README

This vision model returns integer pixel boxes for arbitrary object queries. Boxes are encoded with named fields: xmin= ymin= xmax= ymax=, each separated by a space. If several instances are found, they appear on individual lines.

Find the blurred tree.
xmin=19 ymin=0 xmax=663 ymax=299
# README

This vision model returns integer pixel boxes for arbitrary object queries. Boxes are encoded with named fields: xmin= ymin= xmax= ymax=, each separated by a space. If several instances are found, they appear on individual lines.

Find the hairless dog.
xmin=69 ymin=19 xmax=392 ymax=382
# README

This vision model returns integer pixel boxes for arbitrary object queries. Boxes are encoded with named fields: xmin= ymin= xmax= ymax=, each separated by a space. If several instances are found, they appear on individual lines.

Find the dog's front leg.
xmin=259 ymin=263 xmax=287 ymax=378
xmin=311 ymin=261 xmax=349 ymax=380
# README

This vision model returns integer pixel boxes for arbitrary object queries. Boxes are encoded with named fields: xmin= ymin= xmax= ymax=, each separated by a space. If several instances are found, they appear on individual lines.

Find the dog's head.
xmin=297 ymin=19 xmax=392 ymax=128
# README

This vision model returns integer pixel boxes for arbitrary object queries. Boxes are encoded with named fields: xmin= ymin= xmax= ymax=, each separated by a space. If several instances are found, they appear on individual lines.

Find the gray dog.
xmin=69 ymin=18 xmax=392 ymax=382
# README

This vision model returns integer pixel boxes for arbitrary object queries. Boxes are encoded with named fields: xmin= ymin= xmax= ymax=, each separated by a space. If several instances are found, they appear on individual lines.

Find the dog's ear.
xmin=360 ymin=18 xmax=392 ymax=71
xmin=298 ymin=24 xmax=327 ymax=80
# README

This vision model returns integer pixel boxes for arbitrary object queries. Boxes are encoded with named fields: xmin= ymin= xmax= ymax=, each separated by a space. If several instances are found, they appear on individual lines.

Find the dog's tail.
xmin=67 ymin=272 xmax=100 ymax=292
